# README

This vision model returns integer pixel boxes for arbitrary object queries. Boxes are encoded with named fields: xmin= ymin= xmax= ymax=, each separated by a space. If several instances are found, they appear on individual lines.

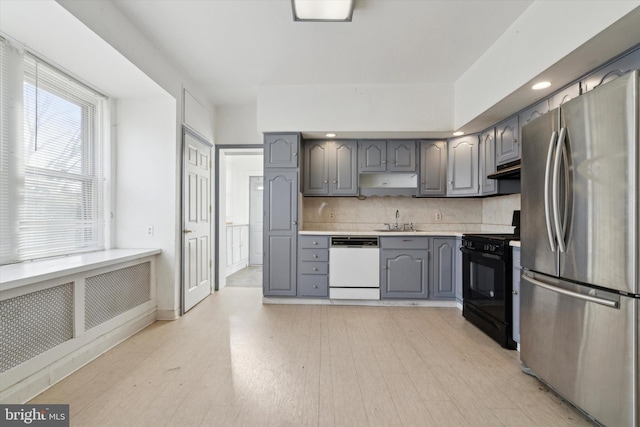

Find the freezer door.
xmin=520 ymin=272 xmax=637 ymax=427
xmin=521 ymin=109 xmax=559 ymax=276
xmin=559 ymin=71 xmax=638 ymax=294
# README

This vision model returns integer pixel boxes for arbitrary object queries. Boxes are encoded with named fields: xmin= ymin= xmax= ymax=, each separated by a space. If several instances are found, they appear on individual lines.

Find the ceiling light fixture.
xmin=453 ymin=131 xmax=464 ymax=136
xmin=326 ymin=133 xmax=337 ymax=138
xmin=532 ymin=81 xmax=552 ymax=90
xmin=292 ymin=0 xmax=354 ymax=22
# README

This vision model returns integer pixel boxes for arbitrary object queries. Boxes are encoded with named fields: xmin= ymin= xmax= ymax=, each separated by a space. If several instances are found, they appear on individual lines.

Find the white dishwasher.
xmin=329 ymin=236 xmax=380 ymax=300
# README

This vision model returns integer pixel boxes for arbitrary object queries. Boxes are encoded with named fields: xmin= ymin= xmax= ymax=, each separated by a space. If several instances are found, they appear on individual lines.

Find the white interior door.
xmin=182 ymin=130 xmax=212 ymax=312
xmin=249 ymin=176 xmax=263 ymax=265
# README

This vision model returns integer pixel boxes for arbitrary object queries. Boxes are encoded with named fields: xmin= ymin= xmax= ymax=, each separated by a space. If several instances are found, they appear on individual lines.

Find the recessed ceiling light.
xmin=453 ymin=131 xmax=464 ymax=136
xmin=292 ymin=0 xmax=354 ymax=22
xmin=326 ymin=133 xmax=336 ymax=138
xmin=532 ymin=81 xmax=552 ymax=90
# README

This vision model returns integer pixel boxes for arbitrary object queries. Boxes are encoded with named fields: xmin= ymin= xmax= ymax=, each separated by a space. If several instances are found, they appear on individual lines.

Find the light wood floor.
xmin=30 ymin=287 xmax=594 ymax=426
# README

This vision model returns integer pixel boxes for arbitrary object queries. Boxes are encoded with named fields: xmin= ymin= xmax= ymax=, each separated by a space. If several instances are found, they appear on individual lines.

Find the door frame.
xmin=248 ymin=175 xmax=264 ymax=266
xmin=181 ymin=126 xmax=214 ymax=315
xmin=214 ymin=144 xmax=263 ymax=291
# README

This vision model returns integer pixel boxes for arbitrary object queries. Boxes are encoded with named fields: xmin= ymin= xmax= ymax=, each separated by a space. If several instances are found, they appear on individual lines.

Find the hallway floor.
xmin=30 ymin=287 xmax=594 ymax=426
xmin=225 ymin=266 xmax=262 ymax=288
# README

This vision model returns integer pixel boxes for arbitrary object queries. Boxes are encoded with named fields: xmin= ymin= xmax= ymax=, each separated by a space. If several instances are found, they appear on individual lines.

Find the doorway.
xmin=216 ymin=146 xmax=264 ymax=290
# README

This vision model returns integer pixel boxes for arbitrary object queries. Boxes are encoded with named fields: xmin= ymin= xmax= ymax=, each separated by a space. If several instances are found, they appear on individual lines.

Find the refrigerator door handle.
xmin=552 ymin=127 xmax=567 ymax=252
xmin=544 ymin=131 xmax=558 ymax=251
xmin=522 ymin=275 xmax=619 ymax=308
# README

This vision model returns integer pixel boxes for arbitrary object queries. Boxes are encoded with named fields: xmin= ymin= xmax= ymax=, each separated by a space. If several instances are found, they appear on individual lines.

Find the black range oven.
xmin=461 ymin=233 xmax=518 ymax=350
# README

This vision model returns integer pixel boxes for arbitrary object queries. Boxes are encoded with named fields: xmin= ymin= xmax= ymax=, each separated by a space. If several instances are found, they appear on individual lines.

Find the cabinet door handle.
xmin=293 ymin=152 xmax=298 ymax=157
xmin=313 ymin=254 xmax=318 ymax=258
xmin=324 ymin=180 xmax=328 ymax=184
xmin=512 ymin=290 xmax=518 ymax=295
xmin=313 ymin=267 xmax=318 ymax=271
xmin=312 ymin=241 xmax=318 ymax=245
xmin=382 ymin=160 xmax=387 ymax=164
xmin=313 ymin=285 xmax=318 ymax=289
xmin=293 ymin=221 xmax=298 ymax=225
xmin=333 ymin=180 xmax=337 ymax=184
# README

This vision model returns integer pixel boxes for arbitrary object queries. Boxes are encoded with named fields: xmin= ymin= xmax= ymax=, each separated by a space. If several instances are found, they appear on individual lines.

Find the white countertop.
xmin=299 ymin=230 xmax=474 ymax=237
xmin=510 ymin=241 xmax=521 ymax=248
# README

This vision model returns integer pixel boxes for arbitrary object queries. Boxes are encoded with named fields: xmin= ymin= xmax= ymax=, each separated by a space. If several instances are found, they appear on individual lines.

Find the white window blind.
xmin=0 ymin=38 xmax=109 ymax=265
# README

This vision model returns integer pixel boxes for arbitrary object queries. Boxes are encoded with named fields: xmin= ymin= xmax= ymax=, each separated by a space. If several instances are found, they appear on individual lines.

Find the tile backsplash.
xmin=301 ymin=194 xmax=521 ymax=233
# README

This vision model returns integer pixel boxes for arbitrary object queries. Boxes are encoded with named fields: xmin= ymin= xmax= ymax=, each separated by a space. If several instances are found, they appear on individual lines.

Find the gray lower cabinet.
xmin=380 ymin=237 xmax=429 ymax=299
xmin=298 ymin=236 xmax=329 ymax=298
xmin=303 ymin=140 xmax=357 ymax=196
xmin=431 ymin=237 xmax=456 ymax=299
xmin=447 ymin=134 xmax=479 ymax=196
xmin=263 ymin=169 xmax=298 ymax=297
xmin=512 ymin=247 xmax=521 ymax=344
xmin=418 ymin=140 xmax=446 ymax=196
xmin=455 ymin=237 xmax=462 ymax=303
xmin=495 ymin=115 xmax=519 ymax=166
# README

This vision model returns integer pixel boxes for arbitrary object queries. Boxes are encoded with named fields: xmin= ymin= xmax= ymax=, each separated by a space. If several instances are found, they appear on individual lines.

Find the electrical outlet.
xmin=329 ymin=211 xmax=335 ymax=220
xmin=435 ymin=212 xmax=442 ymax=222
xmin=146 ymin=226 xmax=154 ymax=236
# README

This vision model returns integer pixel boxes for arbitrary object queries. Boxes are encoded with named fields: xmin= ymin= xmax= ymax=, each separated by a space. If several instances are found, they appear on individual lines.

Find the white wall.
xmin=454 ymin=1 xmax=640 ymax=129
xmin=226 ymin=155 xmax=264 ymax=225
xmin=115 ymin=98 xmax=178 ymax=317
xmin=257 ymin=83 xmax=453 ymax=133
xmin=57 ymin=0 xmax=217 ymax=319
xmin=215 ymin=104 xmax=262 ymax=145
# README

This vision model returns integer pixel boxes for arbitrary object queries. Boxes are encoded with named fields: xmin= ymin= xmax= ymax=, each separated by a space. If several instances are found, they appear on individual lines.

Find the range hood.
xmin=488 ymin=159 xmax=520 ymax=179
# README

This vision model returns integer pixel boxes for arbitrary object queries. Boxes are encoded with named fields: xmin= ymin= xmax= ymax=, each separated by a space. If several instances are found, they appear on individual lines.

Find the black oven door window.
xmin=463 ymin=251 xmax=507 ymax=323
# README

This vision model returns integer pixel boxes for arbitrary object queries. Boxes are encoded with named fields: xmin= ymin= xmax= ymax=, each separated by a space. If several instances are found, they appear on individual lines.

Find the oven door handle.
xmin=460 ymin=248 xmax=502 ymax=260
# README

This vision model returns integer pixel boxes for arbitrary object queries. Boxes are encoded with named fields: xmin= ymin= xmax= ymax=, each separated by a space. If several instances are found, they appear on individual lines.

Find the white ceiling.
xmin=112 ymin=0 xmax=534 ymax=106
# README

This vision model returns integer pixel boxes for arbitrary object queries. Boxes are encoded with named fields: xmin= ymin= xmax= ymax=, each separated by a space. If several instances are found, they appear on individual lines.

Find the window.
xmin=0 ymin=38 xmax=109 ymax=265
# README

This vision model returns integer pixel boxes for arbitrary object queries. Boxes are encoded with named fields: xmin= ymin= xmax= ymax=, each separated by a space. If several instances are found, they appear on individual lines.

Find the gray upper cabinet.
xmin=331 ymin=140 xmax=358 ymax=195
xmin=581 ymin=48 xmax=640 ymax=93
xmin=358 ymin=140 xmax=387 ymax=172
xmin=495 ymin=115 xmax=519 ymax=166
xmin=548 ymin=83 xmax=580 ymax=110
xmin=303 ymin=140 xmax=357 ymax=196
xmin=519 ymin=99 xmax=549 ymax=129
xmin=264 ymin=133 xmax=299 ymax=168
xmin=380 ymin=237 xmax=430 ymax=299
xmin=447 ymin=134 xmax=479 ymax=197
xmin=431 ymin=237 xmax=456 ymax=299
xmin=358 ymin=140 xmax=416 ymax=173
xmin=479 ymin=129 xmax=496 ymax=196
xmin=303 ymin=141 xmax=330 ymax=195
xmin=387 ymin=140 xmax=417 ymax=172
xmin=418 ymin=140 xmax=447 ymax=196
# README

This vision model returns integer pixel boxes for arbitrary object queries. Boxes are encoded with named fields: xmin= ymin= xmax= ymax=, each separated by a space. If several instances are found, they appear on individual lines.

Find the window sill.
xmin=0 ymin=248 xmax=162 ymax=292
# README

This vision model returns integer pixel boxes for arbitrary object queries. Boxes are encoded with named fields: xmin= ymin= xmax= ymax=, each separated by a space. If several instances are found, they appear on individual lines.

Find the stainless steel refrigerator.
xmin=520 ymin=70 xmax=639 ymax=427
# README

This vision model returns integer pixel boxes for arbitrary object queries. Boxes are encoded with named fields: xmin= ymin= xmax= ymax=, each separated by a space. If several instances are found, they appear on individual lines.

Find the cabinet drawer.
xmin=381 ymin=236 xmax=430 ymax=250
xmin=298 ymin=275 xmax=329 ymax=297
xmin=299 ymin=249 xmax=329 ymax=262
xmin=299 ymin=235 xmax=329 ymax=249
xmin=299 ymin=261 xmax=329 ymax=275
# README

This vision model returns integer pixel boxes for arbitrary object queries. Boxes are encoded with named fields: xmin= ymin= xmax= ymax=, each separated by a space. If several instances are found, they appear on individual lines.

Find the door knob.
xmin=184 ymin=229 xmax=194 ymax=234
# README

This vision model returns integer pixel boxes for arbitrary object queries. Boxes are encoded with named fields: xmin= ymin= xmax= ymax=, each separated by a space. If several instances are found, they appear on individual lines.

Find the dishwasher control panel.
xmin=330 ymin=236 xmax=379 ymax=247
